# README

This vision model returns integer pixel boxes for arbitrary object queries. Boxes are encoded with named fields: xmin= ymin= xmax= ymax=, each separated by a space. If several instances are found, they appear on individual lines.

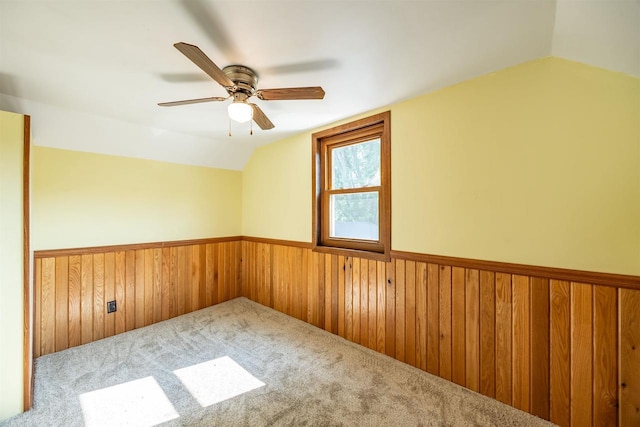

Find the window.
xmin=312 ymin=111 xmax=390 ymax=259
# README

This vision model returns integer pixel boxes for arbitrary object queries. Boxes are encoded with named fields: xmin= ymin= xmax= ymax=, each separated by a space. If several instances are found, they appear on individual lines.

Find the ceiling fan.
xmin=159 ymin=42 xmax=325 ymax=131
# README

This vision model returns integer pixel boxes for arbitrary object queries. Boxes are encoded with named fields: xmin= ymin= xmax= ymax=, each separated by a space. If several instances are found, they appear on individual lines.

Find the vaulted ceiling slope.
xmin=0 ymin=0 xmax=638 ymax=170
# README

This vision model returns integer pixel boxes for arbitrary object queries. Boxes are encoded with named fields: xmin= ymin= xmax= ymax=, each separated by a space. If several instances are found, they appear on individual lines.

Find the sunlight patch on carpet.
xmin=174 ymin=356 xmax=265 ymax=407
xmin=79 ymin=376 xmax=179 ymax=427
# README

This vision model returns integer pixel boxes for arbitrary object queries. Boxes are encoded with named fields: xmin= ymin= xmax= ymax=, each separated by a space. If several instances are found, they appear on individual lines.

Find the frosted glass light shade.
xmin=228 ymin=102 xmax=253 ymax=123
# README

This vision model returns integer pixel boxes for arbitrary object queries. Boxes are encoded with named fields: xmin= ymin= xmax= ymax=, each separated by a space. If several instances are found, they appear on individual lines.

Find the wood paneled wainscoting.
xmin=241 ymin=238 xmax=640 ymax=427
xmin=32 ymin=238 xmax=242 ymax=358
xmin=32 ymin=236 xmax=640 ymax=426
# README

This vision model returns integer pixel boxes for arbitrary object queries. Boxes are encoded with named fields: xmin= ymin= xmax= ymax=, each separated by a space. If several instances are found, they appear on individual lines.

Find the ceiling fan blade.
xmin=158 ymin=96 xmax=227 ymax=107
xmin=250 ymin=103 xmax=274 ymax=130
xmin=262 ymin=59 xmax=338 ymax=75
xmin=178 ymin=0 xmax=241 ymax=63
xmin=173 ymin=42 xmax=235 ymax=89
xmin=256 ymin=86 xmax=325 ymax=101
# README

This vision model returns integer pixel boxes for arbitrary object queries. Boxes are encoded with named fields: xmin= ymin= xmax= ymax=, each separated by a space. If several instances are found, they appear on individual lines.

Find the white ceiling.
xmin=0 ymin=0 xmax=638 ymax=170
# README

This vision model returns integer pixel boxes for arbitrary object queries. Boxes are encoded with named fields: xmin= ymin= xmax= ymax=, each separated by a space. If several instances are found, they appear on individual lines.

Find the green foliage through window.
xmin=331 ymin=139 xmax=380 ymax=190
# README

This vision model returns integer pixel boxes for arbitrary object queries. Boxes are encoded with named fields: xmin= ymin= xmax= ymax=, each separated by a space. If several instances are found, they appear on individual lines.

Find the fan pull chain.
xmin=228 ymin=116 xmax=232 ymax=137
xmin=250 ymin=119 xmax=253 ymax=136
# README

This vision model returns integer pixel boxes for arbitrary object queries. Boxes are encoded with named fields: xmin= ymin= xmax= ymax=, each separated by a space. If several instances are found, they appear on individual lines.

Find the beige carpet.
xmin=2 ymin=297 xmax=554 ymax=426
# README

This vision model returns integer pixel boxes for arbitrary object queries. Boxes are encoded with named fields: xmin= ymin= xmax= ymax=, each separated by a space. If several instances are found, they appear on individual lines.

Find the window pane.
xmin=331 ymin=139 xmax=380 ymax=190
xmin=330 ymin=192 xmax=379 ymax=240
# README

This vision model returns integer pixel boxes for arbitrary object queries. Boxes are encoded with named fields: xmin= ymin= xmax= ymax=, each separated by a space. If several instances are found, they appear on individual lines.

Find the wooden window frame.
xmin=312 ymin=111 xmax=391 ymax=261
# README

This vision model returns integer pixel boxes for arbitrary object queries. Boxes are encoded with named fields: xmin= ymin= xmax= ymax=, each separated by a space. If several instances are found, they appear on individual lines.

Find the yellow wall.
xmin=242 ymin=133 xmax=312 ymax=241
xmin=243 ymin=57 xmax=640 ymax=276
xmin=0 ymin=111 xmax=24 ymax=419
xmin=33 ymin=147 xmax=242 ymax=250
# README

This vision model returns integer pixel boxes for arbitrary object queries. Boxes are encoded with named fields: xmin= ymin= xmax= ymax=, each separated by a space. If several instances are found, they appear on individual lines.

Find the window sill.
xmin=312 ymin=244 xmax=390 ymax=262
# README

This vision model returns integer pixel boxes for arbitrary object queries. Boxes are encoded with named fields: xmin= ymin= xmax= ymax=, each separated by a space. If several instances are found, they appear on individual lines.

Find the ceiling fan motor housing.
xmin=223 ymin=65 xmax=258 ymax=96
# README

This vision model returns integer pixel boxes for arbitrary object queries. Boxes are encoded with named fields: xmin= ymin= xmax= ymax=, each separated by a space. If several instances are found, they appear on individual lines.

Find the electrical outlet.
xmin=107 ymin=300 xmax=117 ymax=313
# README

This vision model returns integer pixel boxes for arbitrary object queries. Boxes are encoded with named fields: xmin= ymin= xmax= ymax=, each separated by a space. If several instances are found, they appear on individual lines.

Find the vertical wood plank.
xmin=67 ymin=255 xmax=81 ymax=348
xmin=183 ymin=246 xmax=192 ymax=314
xmin=316 ymin=252 xmax=325 ymax=330
xmin=427 ymin=263 xmax=440 ymax=375
xmin=241 ymin=241 xmax=248 ymax=298
xmin=291 ymin=248 xmax=298 ymax=318
xmin=41 ymin=258 xmax=56 ymax=355
xmin=135 ymin=250 xmax=145 ymax=329
xmin=439 ymin=265 xmax=452 ymax=380
xmin=114 ymin=251 xmax=126 ymax=335
xmin=176 ymin=246 xmax=185 ymax=315
xmin=345 ymin=256 xmax=353 ymax=341
xmin=593 ymin=285 xmax=617 ymax=426
xmin=224 ymin=242 xmax=232 ymax=302
xmin=104 ymin=252 xmax=116 ymax=338
xmin=530 ymin=277 xmax=550 ymax=419
xmin=571 ymin=282 xmax=593 ymax=427
xmin=34 ymin=259 xmax=42 ymax=357
xmin=395 ymin=259 xmax=406 ymax=362
xmin=225 ymin=242 xmax=236 ymax=299
xmin=205 ymin=244 xmax=215 ymax=307
xmin=377 ymin=260 xmax=386 ymax=354
xmin=271 ymin=245 xmax=280 ymax=311
xmin=620 ymin=288 xmax=640 ymax=427
xmin=369 ymin=259 xmax=378 ymax=351
xmin=80 ymin=255 xmax=94 ymax=345
xmin=199 ymin=245 xmax=207 ymax=309
xmin=495 ymin=272 xmax=512 ymax=405
xmin=219 ymin=242 xmax=226 ymax=305
xmin=125 ymin=250 xmax=136 ymax=332
xmin=266 ymin=243 xmax=273 ymax=307
xmin=309 ymin=251 xmax=319 ymax=327
xmin=251 ymin=242 xmax=258 ymax=305
xmin=512 ymin=274 xmax=530 ymax=412
xmin=331 ymin=255 xmax=339 ymax=335
xmin=191 ymin=245 xmax=204 ymax=311
xmin=324 ymin=254 xmax=332 ymax=332
xmin=171 ymin=247 xmax=180 ymax=317
xmin=338 ymin=255 xmax=346 ymax=338
xmin=451 ymin=267 xmax=466 ymax=386
xmin=352 ymin=257 xmax=361 ymax=344
xmin=55 ymin=256 xmax=69 ymax=352
xmin=274 ymin=246 xmax=284 ymax=313
xmin=385 ymin=260 xmax=395 ymax=357
xmin=465 ymin=269 xmax=480 ymax=392
xmin=287 ymin=247 xmax=295 ymax=316
xmin=360 ymin=259 xmax=368 ymax=346
xmin=161 ymin=248 xmax=171 ymax=319
xmin=479 ymin=270 xmax=495 ymax=398
xmin=144 ymin=249 xmax=156 ymax=326
xmin=300 ymin=248 xmax=308 ymax=320
xmin=550 ymin=280 xmax=570 ymax=427
xmin=266 ymin=244 xmax=274 ymax=308
xmin=218 ymin=243 xmax=226 ymax=304
xmin=260 ymin=242 xmax=266 ymax=305
xmin=416 ymin=262 xmax=428 ymax=371
xmin=93 ymin=254 xmax=104 ymax=341
xmin=152 ymin=248 xmax=162 ymax=323
xmin=405 ymin=261 xmax=416 ymax=367
xmin=235 ymin=242 xmax=242 ymax=300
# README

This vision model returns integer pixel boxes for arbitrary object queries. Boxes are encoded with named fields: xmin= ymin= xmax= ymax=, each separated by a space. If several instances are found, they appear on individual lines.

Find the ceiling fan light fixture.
xmin=227 ymin=102 xmax=253 ymax=123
